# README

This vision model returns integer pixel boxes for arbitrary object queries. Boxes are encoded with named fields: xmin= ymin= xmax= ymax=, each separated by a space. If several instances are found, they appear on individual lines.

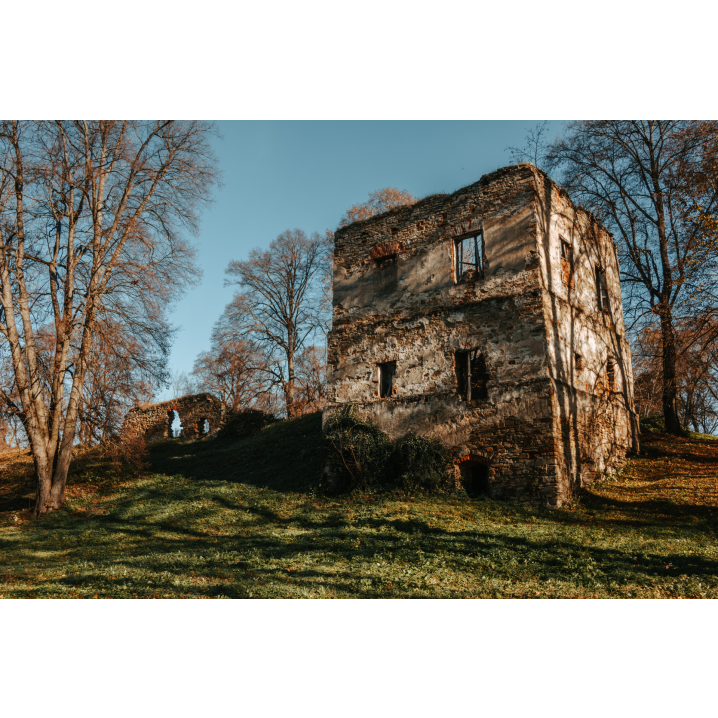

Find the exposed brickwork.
xmin=324 ymin=164 xmax=639 ymax=505
xmin=121 ymin=393 xmax=226 ymax=444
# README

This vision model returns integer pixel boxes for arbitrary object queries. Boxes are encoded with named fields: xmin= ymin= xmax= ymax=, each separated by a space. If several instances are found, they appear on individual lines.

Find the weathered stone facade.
xmin=324 ymin=164 xmax=639 ymax=506
xmin=121 ymin=393 xmax=226 ymax=444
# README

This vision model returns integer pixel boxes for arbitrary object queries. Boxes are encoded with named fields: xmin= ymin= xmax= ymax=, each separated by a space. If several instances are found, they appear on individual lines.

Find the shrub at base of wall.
xmin=323 ymin=405 xmax=455 ymax=494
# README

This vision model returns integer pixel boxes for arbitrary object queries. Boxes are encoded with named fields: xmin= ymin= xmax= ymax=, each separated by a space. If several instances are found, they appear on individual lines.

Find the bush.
xmin=104 ymin=434 xmax=149 ymax=471
xmin=640 ymin=415 xmax=690 ymax=437
xmin=323 ymin=405 xmax=392 ymax=491
xmin=216 ymin=409 xmax=277 ymax=441
xmin=640 ymin=415 xmax=665 ymax=434
xmin=323 ymin=407 xmax=455 ymax=494
xmin=390 ymin=432 xmax=454 ymax=493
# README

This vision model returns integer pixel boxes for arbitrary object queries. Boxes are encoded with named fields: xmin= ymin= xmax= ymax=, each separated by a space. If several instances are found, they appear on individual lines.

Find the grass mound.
xmin=215 ymin=409 xmax=278 ymax=442
xmin=151 ymin=411 xmax=324 ymax=494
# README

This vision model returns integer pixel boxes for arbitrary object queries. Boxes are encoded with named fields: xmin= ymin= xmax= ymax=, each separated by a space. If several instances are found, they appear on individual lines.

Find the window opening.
xmin=575 ymin=353 xmax=584 ymax=371
xmin=168 ymin=409 xmax=183 ymax=438
xmin=560 ymin=238 xmax=574 ymax=288
xmin=378 ymin=361 xmax=396 ymax=398
xmin=200 ymin=418 xmax=210 ymax=435
xmin=454 ymin=232 xmax=484 ymax=283
xmin=459 ymin=460 xmax=490 ymax=497
xmin=455 ymin=349 xmax=489 ymax=401
xmin=596 ymin=267 xmax=609 ymax=312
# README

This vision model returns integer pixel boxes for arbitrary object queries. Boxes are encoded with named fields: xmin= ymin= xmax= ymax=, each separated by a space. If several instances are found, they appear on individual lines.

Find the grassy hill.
xmin=1 ymin=411 xmax=718 ymax=598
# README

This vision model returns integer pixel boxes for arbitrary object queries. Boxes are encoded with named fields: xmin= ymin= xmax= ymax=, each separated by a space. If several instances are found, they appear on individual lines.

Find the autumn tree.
xmin=0 ymin=120 xmax=218 ymax=516
xmin=633 ymin=317 xmax=718 ymax=434
xmin=546 ymin=121 xmax=718 ymax=434
xmin=191 ymin=320 xmax=276 ymax=414
xmin=222 ymin=229 xmax=330 ymax=418
xmin=338 ymin=187 xmax=416 ymax=227
xmin=74 ymin=319 xmax=158 ymax=445
xmin=293 ymin=344 xmax=327 ymax=415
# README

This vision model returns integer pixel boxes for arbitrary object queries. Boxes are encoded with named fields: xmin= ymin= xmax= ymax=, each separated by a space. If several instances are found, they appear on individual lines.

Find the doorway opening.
xmin=458 ymin=459 xmax=490 ymax=497
xmin=168 ymin=409 xmax=183 ymax=438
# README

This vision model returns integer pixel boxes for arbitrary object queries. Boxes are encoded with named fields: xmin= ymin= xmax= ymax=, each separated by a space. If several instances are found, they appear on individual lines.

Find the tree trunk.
xmin=286 ymin=351 xmax=296 ymax=418
xmin=660 ymin=305 xmax=681 ymax=434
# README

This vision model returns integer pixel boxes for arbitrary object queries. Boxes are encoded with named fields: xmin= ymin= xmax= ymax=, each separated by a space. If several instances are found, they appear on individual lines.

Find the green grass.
xmin=1 ymin=412 xmax=718 ymax=598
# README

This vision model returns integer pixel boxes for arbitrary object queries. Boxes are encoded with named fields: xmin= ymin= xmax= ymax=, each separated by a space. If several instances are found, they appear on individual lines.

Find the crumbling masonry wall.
xmin=121 ymin=393 xmax=225 ymax=444
xmin=324 ymin=163 xmax=638 ymax=505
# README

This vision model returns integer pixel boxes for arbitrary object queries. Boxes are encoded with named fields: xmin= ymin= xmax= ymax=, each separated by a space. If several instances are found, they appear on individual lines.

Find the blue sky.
xmin=160 ymin=120 xmax=559 ymax=397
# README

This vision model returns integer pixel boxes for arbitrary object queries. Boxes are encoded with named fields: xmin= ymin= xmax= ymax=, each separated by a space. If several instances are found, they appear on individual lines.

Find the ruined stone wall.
xmin=533 ymin=172 xmax=639 ymax=500
xmin=121 ymin=393 xmax=226 ymax=444
xmin=325 ymin=164 xmax=637 ymax=506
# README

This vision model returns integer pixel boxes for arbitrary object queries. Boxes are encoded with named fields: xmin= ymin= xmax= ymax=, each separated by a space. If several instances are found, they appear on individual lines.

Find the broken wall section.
xmin=121 ymin=393 xmax=226 ymax=444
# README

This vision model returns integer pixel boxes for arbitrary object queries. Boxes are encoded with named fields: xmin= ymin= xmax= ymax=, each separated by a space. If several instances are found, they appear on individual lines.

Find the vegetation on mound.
xmin=1 ymin=418 xmax=718 ymax=598
xmin=323 ymin=406 xmax=454 ymax=493
xmin=639 ymin=414 xmax=717 ymax=441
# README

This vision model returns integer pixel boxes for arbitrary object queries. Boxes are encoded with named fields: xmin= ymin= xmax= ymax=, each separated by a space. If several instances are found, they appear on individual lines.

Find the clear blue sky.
xmin=160 ymin=120 xmax=559 ymax=398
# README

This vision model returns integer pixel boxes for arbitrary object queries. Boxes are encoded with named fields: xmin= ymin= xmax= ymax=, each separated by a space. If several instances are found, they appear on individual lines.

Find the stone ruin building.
xmin=121 ymin=393 xmax=225 ymax=444
xmin=324 ymin=164 xmax=639 ymax=506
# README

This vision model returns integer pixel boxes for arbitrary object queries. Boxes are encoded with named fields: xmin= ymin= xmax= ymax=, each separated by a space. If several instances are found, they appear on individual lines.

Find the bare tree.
xmin=168 ymin=369 xmax=195 ymax=400
xmin=191 ymin=328 xmax=276 ymax=413
xmin=506 ymin=121 xmax=552 ymax=170
xmin=0 ymin=120 xmax=219 ymax=516
xmin=546 ymin=121 xmax=718 ymax=434
xmin=223 ymin=229 xmax=330 ymax=418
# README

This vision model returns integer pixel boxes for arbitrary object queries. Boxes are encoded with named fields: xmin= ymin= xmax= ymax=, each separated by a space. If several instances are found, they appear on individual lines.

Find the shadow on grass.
xmin=3 ymin=425 xmax=718 ymax=597
xmin=4 ymin=472 xmax=718 ymax=599
xmin=149 ymin=412 xmax=324 ymax=495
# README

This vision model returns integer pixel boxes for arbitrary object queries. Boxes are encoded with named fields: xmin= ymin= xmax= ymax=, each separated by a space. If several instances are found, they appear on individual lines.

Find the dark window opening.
xmin=596 ymin=267 xmax=609 ymax=312
xmin=391 ymin=227 xmax=399 ymax=236
xmin=607 ymin=359 xmax=615 ymax=391
xmin=454 ymin=233 xmax=484 ymax=283
xmin=560 ymin=238 xmax=574 ymax=288
xmin=575 ymin=353 xmax=584 ymax=371
xmin=375 ymin=254 xmax=397 ymax=269
xmin=455 ymin=349 xmax=489 ymax=401
xmin=378 ymin=361 xmax=396 ymax=398
xmin=459 ymin=461 xmax=490 ymax=497
xmin=168 ymin=409 xmax=183 ymax=438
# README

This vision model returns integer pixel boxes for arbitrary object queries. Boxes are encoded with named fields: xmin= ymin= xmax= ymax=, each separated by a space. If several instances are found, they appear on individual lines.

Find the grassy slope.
xmin=1 ymin=412 xmax=718 ymax=599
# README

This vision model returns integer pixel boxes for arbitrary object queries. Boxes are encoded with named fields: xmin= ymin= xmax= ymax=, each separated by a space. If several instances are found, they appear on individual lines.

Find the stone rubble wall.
xmin=535 ymin=171 xmax=639 ymax=501
xmin=121 ymin=393 xmax=226 ymax=444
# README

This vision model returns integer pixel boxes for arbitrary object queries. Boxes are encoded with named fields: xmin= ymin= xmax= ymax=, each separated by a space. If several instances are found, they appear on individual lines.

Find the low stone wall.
xmin=121 ymin=393 xmax=226 ymax=443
